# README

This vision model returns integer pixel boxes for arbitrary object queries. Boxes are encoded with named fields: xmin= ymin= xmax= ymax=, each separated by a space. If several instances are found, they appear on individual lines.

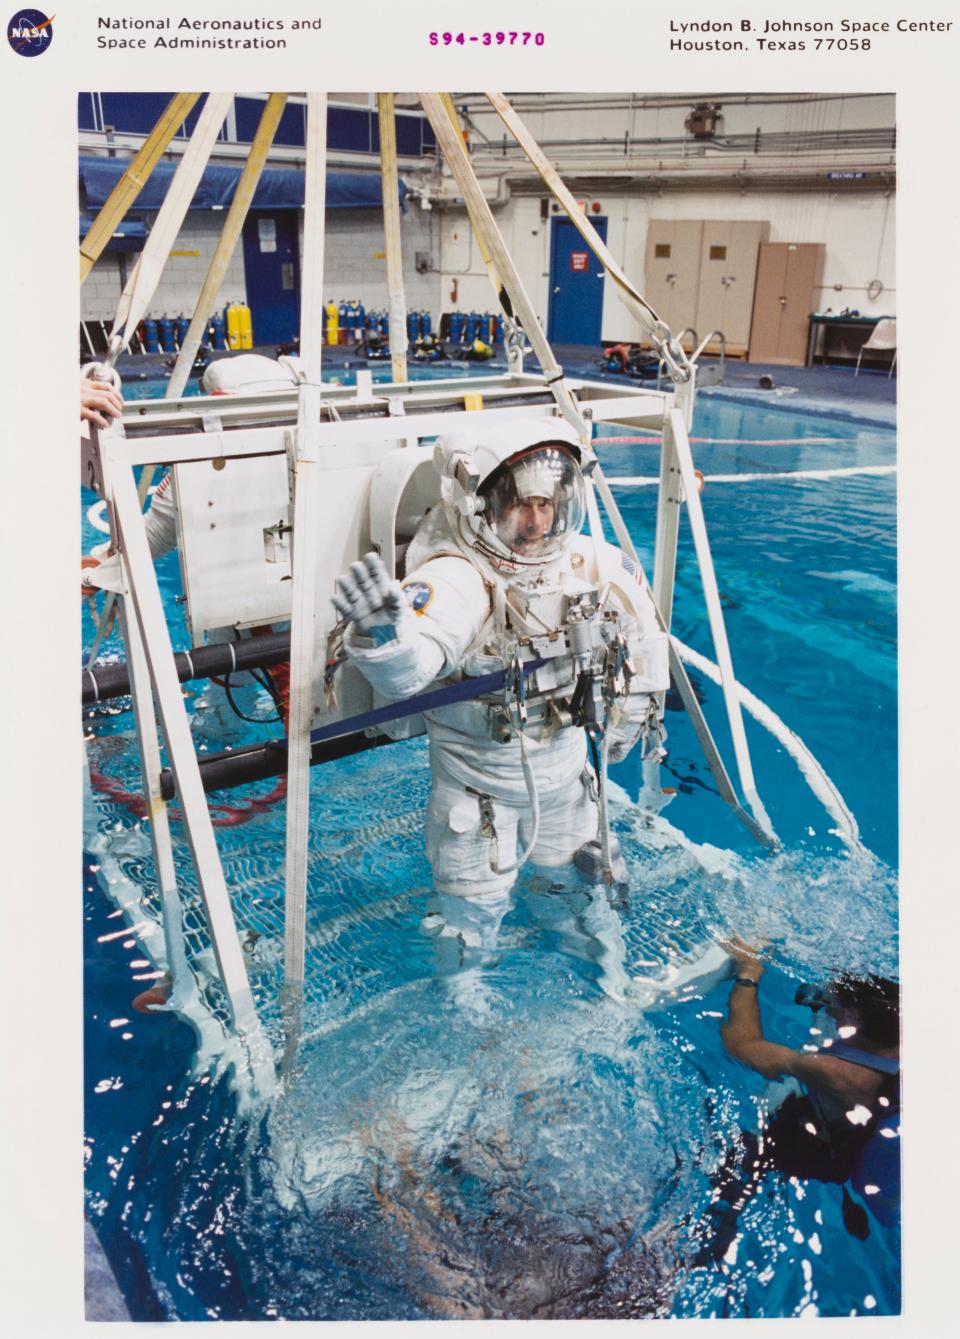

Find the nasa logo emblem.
xmin=402 ymin=580 xmax=434 ymax=615
xmin=7 ymin=8 xmax=53 ymax=55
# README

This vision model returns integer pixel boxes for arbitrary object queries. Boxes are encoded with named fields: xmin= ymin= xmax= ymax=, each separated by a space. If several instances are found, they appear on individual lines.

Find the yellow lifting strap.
xmin=80 ymin=93 xmax=201 ymax=285
xmin=484 ymin=92 xmax=692 ymax=385
xmin=377 ymin=93 xmax=409 ymax=385
xmin=418 ymin=93 xmax=587 ymax=446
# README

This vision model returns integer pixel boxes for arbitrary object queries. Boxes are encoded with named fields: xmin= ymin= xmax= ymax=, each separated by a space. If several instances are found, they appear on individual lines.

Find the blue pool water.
xmin=119 ymin=357 xmax=512 ymax=400
xmin=82 ymin=388 xmax=898 ymax=1320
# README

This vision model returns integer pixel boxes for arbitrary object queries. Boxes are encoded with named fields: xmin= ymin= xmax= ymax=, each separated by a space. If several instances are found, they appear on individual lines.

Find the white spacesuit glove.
xmin=332 ymin=551 xmax=405 ymax=646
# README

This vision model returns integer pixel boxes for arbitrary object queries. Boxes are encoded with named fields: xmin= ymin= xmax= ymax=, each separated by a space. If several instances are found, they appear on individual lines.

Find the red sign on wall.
xmin=570 ymin=251 xmax=589 ymax=272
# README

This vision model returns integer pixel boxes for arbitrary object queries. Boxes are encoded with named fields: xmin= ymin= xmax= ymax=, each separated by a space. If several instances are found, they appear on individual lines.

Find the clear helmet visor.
xmin=478 ymin=445 xmax=585 ymax=560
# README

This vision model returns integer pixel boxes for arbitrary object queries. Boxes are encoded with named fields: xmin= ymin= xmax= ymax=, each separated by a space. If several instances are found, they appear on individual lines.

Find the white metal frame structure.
xmin=81 ymin=92 xmax=780 ymax=1088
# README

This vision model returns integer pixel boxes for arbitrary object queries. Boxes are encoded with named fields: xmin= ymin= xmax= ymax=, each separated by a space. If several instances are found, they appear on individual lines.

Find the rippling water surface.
xmin=83 ymin=394 xmax=898 ymax=1320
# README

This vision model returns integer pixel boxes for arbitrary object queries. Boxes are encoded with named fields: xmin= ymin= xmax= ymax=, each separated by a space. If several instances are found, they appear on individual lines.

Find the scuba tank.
xmin=449 ymin=311 xmax=465 ymax=345
xmin=238 ymin=303 xmax=253 ymax=350
xmin=225 ymin=303 xmax=243 ymax=351
xmin=495 ymin=313 xmax=504 ymax=344
xmin=338 ymin=300 xmax=348 ymax=344
xmin=159 ymin=316 xmax=175 ymax=354
xmin=210 ymin=312 xmax=227 ymax=351
xmin=142 ymin=318 xmax=160 ymax=354
xmin=465 ymin=311 xmax=479 ymax=344
xmin=175 ymin=315 xmax=189 ymax=348
xmin=420 ymin=310 xmax=432 ymax=338
xmin=325 ymin=300 xmax=339 ymax=346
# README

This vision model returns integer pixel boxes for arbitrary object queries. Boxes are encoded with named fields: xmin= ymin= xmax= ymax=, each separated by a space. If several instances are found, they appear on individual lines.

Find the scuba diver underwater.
xmin=692 ymin=944 xmax=901 ymax=1263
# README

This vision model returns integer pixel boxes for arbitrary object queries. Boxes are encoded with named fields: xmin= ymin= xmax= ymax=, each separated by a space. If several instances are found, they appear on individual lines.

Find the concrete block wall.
xmin=81 ymin=256 xmax=129 ymax=324
xmin=81 ymin=214 xmax=248 ymax=323
xmin=439 ymin=197 xmax=545 ymax=320
xmin=81 ymin=206 xmax=444 ymax=329
xmin=305 ymin=206 xmax=441 ymax=315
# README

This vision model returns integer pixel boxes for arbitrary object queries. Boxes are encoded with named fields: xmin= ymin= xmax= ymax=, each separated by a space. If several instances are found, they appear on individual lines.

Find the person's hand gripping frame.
xmin=332 ymin=552 xmax=405 ymax=646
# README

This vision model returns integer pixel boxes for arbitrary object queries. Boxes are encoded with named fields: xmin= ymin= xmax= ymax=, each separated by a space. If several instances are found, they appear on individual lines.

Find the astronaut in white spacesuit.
xmin=332 ymin=418 xmax=669 ymax=983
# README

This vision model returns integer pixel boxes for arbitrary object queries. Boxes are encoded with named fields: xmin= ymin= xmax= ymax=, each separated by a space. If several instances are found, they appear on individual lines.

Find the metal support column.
xmin=668 ymin=407 xmax=777 ymax=845
xmin=109 ymin=460 xmax=274 ymax=1092
xmin=283 ymin=93 xmax=328 ymax=997
xmin=376 ymin=93 xmax=409 ymax=385
xmin=591 ymin=450 xmax=775 ymax=849
xmin=115 ymin=576 xmax=195 ymax=1012
xmin=652 ymin=411 xmax=682 ymax=633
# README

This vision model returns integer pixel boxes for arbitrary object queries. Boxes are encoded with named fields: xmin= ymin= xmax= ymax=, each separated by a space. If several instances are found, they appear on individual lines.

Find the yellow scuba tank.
xmin=226 ymin=303 xmax=243 ymax=351
xmin=325 ymin=301 xmax=339 ymax=346
xmin=237 ymin=302 xmax=253 ymax=350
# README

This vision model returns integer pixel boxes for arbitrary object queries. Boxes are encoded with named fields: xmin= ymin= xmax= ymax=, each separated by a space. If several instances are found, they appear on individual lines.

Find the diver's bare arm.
xmin=720 ymin=956 xmax=803 ymax=1082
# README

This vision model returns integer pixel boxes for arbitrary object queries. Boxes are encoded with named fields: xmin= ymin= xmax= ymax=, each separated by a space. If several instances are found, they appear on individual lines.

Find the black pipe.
xmin=158 ymin=727 xmax=393 ymax=801
xmin=83 ymin=631 xmax=292 ymax=705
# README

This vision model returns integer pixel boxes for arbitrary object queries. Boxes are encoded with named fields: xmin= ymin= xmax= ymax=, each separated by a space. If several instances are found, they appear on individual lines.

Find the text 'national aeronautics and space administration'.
xmin=96 ymin=16 xmax=322 ymax=51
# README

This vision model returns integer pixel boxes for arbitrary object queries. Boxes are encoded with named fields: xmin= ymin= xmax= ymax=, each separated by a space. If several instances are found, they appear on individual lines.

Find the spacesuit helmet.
xmin=479 ymin=444 xmax=585 ymax=562
xmin=437 ymin=418 xmax=587 ymax=568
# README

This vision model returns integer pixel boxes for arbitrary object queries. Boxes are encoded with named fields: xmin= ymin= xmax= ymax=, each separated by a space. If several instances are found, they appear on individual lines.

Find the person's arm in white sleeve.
xmin=143 ymin=472 xmax=178 ymax=559
xmin=81 ymin=472 xmax=178 ymax=594
xmin=334 ymin=552 xmax=487 ymax=701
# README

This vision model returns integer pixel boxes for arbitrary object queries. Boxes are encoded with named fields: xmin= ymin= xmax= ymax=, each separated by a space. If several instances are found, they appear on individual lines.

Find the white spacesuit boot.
xmin=421 ymin=884 xmax=513 ymax=1018
xmin=523 ymin=870 xmax=633 ymax=1004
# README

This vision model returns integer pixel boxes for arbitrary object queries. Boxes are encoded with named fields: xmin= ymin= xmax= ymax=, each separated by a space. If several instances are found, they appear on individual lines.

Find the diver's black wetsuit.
xmin=694 ymin=1044 xmax=900 ymax=1261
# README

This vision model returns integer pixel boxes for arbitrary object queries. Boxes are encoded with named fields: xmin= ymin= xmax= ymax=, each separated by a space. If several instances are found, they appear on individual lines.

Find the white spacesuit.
xmin=333 ymin=418 xmax=670 ymax=922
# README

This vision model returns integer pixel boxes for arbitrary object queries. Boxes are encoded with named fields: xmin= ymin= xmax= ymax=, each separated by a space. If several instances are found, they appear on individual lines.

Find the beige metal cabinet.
xmin=749 ymin=242 xmax=826 ymax=365
xmin=644 ymin=219 xmax=770 ymax=355
xmin=643 ymin=220 xmax=703 ymax=341
xmin=696 ymin=220 xmax=770 ymax=352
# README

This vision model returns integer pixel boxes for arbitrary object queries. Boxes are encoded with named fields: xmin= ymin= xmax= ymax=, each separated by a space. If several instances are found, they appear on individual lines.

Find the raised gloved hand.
xmin=332 ymin=551 xmax=405 ymax=645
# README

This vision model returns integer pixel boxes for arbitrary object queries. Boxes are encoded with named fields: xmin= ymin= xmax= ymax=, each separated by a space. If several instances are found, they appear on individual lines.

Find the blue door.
xmin=547 ymin=216 xmax=607 ymax=346
xmin=241 ymin=211 xmax=300 ymax=347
